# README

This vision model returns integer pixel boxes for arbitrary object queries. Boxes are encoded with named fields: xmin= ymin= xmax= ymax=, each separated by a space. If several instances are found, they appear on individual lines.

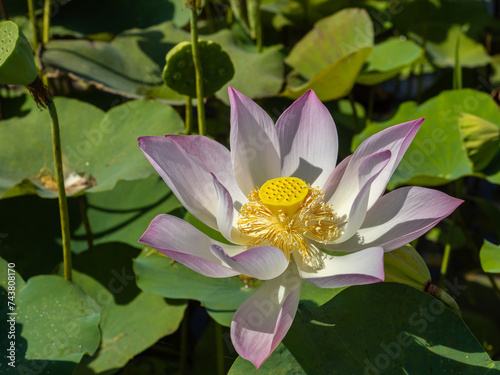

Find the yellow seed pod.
xmin=259 ymin=177 xmax=309 ymax=217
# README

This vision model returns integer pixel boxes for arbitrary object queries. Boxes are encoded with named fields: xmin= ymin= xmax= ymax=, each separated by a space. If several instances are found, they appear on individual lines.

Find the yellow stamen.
xmin=238 ymin=180 xmax=338 ymax=263
xmin=259 ymin=177 xmax=309 ymax=217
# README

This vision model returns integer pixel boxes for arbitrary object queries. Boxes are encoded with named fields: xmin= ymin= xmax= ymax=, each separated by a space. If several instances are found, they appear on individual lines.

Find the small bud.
xmin=384 ymin=244 xmax=431 ymax=290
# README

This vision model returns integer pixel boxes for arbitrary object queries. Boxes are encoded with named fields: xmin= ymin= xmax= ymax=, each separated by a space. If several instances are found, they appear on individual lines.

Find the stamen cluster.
xmin=237 ymin=185 xmax=338 ymax=262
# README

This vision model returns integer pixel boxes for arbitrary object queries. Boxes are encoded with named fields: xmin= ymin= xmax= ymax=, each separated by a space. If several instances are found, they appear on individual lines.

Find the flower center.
xmin=258 ymin=177 xmax=309 ymax=217
xmin=237 ymin=177 xmax=338 ymax=262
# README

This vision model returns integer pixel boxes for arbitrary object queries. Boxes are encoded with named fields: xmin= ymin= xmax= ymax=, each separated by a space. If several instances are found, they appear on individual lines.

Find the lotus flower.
xmin=138 ymin=88 xmax=462 ymax=368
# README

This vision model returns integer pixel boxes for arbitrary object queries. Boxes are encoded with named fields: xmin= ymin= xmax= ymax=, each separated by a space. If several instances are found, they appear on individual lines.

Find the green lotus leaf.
xmin=229 ymin=283 xmax=499 ymax=374
xmin=62 ymin=243 xmax=187 ymax=375
xmin=0 ymin=258 xmax=101 ymax=374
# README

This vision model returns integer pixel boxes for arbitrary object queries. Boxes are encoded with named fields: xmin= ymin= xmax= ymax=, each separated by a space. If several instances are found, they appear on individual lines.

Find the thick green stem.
xmin=190 ymin=6 xmax=206 ymax=136
xmin=48 ymin=100 xmax=72 ymax=281
xmin=27 ymin=0 xmax=37 ymax=47
xmin=185 ymin=96 xmax=192 ymax=135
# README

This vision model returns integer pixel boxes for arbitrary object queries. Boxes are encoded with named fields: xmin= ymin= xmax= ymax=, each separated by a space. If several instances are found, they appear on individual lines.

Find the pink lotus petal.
xmin=334 ymin=187 xmax=464 ymax=252
xmin=333 ymin=150 xmax=391 ymax=243
xmin=138 ymin=136 xmax=219 ymax=229
xmin=139 ymin=214 xmax=240 ymax=278
xmin=295 ymin=247 xmax=385 ymax=288
xmin=166 ymin=135 xmax=247 ymax=205
xmin=231 ymin=266 xmax=302 ymax=369
xmin=210 ymin=244 xmax=288 ymax=280
xmin=322 ymin=154 xmax=351 ymax=202
xmin=212 ymin=173 xmax=237 ymax=243
xmin=330 ymin=118 xmax=422 ymax=211
xmin=228 ymin=87 xmax=281 ymax=195
xmin=276 ymin=90 xmax=338 ymax=186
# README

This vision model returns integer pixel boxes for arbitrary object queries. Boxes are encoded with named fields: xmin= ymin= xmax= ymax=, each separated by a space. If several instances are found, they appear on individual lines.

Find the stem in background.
xmin=215 ymin=322 xmax=225 ymax=375
xmin=43 ymin=0 xmax=50 ymax=43
xmin=416 ymin=61 xmax=424 ymax=103
xmin=0 ymin=0 xmax=8 ymax=20
xmin=348 ymin=92 xmax=360 ymax=133
xmin=190 ymin=5 xmax=206 ymax=136
xmin=27 ymin=0 xmax=37 ymax=47
xmin=453 ymin=35 xmax=462 ymax=90
xmin=48 ymin=100 xmax=72 ymax=281
xmin=78 ymin=195 xmax=93 ymax=250
xmin=185 ymin=96 xmax=192 ymax=134
xmin=439 ymin=213 xmax=456 ymax=285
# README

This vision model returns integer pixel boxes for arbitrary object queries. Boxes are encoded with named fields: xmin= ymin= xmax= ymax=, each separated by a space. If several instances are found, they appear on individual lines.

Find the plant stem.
xmin=43 ymin=0 xmax=50 ymax=43
xmin=185 ymin=96 xmax=192 ymax=135
xmin=215 ymin=322 xmax=225 ymax=375
xmin=190 ymin=5 xmax=206 ymax=136
xmin=78 ymin=195 xmax=93 ymax=250
xmin=42 ymin=0 xmax=51 ymax=87
xmin=439 ymin=213 xmax=456 ymax=285
xmin=48 ymin=100 xmax=72 ymax=281
xmin=27 ymin=0 xmax=37 ymax=47
xmin=453 ymin=35 xmax=462 ymax=90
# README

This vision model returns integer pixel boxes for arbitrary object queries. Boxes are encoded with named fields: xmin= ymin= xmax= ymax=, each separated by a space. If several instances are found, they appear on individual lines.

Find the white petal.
xmin=334 ymin=187 xmax=463 ymax=252
xmin=231 ymin=266 xmax=302 ymax=369
xmin=139 ymin=214 xmax=242 ymax=278
xmin=210 ymin=244 xmax=289 ymax=280
xmin=295 ymin=247 xmax=385 ymax=288
xmin=276 ymin=90 xmax=338 ymax=186
xmin=229 ymin=87 xmax=281 ymax=195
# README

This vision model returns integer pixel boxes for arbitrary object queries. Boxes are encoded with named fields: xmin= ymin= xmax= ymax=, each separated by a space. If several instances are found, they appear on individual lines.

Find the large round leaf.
xmin=0 ymin=267 xmax=101 ymax=374
xmin=353 ymin=89 xmax=500 ymax=189
xmin=61 ymin=243 xmax=187 ymax=375
xmin=229 ymin=283 xmax=500 ymax=373
xmin=0 ymin=98 xmax=184 ymax=198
